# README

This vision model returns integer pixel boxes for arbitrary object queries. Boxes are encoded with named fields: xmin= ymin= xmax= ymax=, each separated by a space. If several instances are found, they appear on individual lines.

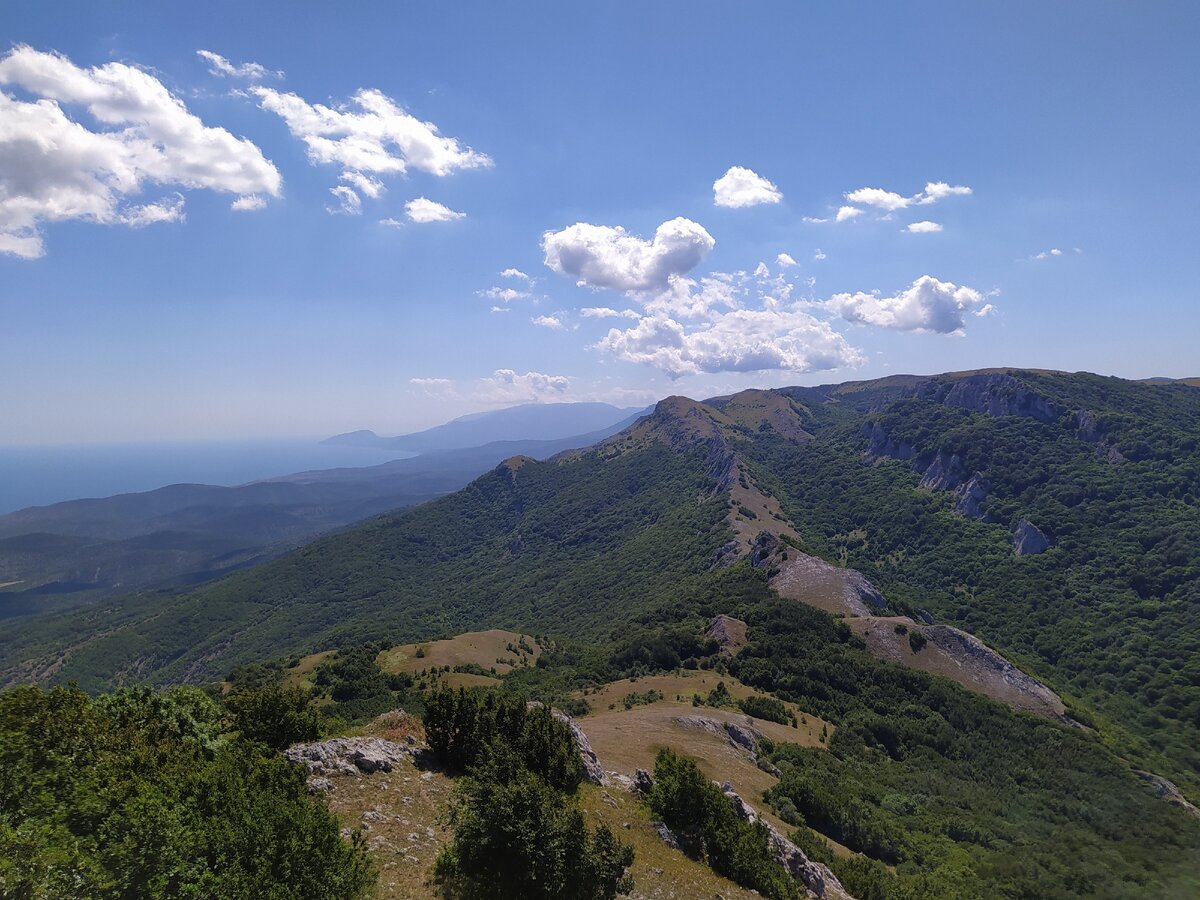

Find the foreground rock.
xmin=720 ymin=782 xmax=853 ymax=899
xmin=552 ymin=709 xmax=608 ymax=785
xmin=285 ymin=736 xmax=410 ymax=785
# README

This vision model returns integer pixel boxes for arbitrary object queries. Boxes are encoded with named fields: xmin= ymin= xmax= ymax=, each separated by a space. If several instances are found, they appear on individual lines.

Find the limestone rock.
xmin=632 ymin=768 xmax=654 ymax=794
xmin=919 ymin=450 xmax=965 ymax=491
xmin=1133 ymin=770 xmax=1200 ymax=819
xmin=1013 ymin=519 xmax=1051 ymax=556
xmin=552 ymin=709 xmax=607 ymax=785
xmin=954 ymin=472 xmax=990 ymax=519
xmin=706 ymin=614 xmax=749 ymax=655
xmin=285 ymin=737 xmax=409 ymax=780
xmin=719 ymin=783 xmax=853 ymax=899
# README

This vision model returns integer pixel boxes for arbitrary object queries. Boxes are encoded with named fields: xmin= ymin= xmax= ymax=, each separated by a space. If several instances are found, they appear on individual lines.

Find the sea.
xmin=0 ymin=439 xmax=416 ymax=515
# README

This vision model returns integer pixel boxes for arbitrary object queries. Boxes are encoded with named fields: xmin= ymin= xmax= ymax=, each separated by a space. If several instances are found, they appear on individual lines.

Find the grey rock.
xmin=1133 ymin=770 xmax=1200 ymax=819
xmin=954 ymin=473 xmax=990 ymax=519
xmin=862 ymin=421 xmax=917 ymax=461
xmin=652 ymin=821 xmax=680 ymax=851
xmin=551 ymin=710 xmax=607 ymax=785
xmin=917 ymin=374 xmax=1059 ymax=423
xmin=285 ymin=737 xmax=409 ymax=779
xmin=633 ymin=768 xmax=654 ymax=794
xmin=719 ymin=784 xmax=852 ymax=899
xmin=307 ymin=777 xmax=333 ymax=794
xmin=724 ymin=721 xmax=761 ymax=752
xmin=919 ymin=450 xmax=965 ymax=491
xmin=1013 ymin=519 xmax=1051 ymax=556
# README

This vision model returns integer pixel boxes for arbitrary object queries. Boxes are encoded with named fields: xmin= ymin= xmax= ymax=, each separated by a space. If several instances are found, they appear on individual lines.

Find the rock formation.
xmin=1013 ymin=519 xmax=1051 ymax=555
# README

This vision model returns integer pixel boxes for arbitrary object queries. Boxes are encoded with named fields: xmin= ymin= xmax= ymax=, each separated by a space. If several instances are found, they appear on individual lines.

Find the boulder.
xmin=719 ymin=783 xmax=852 ymax=899
xmin=552 ymin=710 xmax=607 ymax=786
xmin=285 ymin=737 xmax=409 ymax=779
xmin=1013 ymin=519 xmax=1051 ymax=556
xmin=633 ymin=768 xmax=654 ymax=795
xmin=954 ymin=473 xmax=990 ymax=519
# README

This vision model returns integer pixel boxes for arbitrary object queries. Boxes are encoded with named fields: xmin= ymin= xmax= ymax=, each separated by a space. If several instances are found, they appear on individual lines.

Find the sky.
xmin=2 ymin=1 xmax=1198 ymax=444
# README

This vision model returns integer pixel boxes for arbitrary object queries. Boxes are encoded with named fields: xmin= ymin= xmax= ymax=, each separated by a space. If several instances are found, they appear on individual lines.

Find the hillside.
xmin=2 ymin=369 xmax=1200 ymax=896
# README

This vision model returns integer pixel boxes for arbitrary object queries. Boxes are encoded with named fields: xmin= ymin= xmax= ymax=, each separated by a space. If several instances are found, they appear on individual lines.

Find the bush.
xmin=226 ymin=683 xmax=323 ymax=750
xmin=738 ymin=694 xmax=792 ymax=725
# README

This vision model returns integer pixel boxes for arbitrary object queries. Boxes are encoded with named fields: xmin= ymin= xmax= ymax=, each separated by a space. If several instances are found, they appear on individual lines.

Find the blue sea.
xmin=0 ymin=439 xmax=415 ymax=514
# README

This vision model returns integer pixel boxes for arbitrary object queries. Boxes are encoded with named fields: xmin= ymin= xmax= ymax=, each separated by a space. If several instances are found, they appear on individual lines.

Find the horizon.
xmin=3 ymin=2 xmax=1199 ymax=444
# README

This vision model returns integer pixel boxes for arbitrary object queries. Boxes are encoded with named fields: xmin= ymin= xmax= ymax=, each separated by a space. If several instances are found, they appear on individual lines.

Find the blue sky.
xmin=2 ymin=1 xmax=1197 ymax=443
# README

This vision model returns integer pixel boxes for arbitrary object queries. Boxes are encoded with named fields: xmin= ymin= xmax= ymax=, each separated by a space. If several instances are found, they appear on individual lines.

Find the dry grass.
xmin=578 ymin=785 xmax=762 ymax=899
xmin=321 ymin=754 xmax=452 ymax=899
xmin=377 ymin=629 xmax=540 ymax=678
xmin=282 ymin=649 xmax=336 ymax=691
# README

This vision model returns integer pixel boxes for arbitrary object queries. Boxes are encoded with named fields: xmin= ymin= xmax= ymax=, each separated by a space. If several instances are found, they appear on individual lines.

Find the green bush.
xmin=226 ymin=683 xmax=324 ymax=750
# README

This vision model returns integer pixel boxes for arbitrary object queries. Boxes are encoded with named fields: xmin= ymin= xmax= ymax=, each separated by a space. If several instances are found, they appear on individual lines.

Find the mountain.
xmin=0 ymin=419 xmax=646 ymax=620
xmin=323 ymin=401 xmax=648 ymax=451
xmin=3 ymin=368 xmax=1199 ymax=896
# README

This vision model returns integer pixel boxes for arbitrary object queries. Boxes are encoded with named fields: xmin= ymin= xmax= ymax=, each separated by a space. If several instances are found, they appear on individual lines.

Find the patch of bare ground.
xmin=377 ymin=629 xmax=540 ymax=677
xmin=848 ymin=616 xmax=1073 ymax=723
xmin=319 ymin=751 xmax=451 ymax=899
xmin=578 ymin=785 xmax=763 ymax=899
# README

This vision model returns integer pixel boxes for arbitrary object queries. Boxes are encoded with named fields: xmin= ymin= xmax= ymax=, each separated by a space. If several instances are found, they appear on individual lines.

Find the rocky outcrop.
xmin=1013 ymin=519 xmax=1051 ymax=556
xmin=674 ymin=714 xmax=764 ymax=756
xmin=285 ymin=737 xmax=410 ymax=780
xmin=862 ymin=420 xmax=917 ymax=460
xmin=1133 ymin=770 xmax=1200 ymax=819
xmin=552 ymin=710 xmax=607 ymax=785
xmin=769 ymin=548 xmax=888 ymax=617
xmin=917 ymin=373 xmax=1059 ymax=423
xmin=705 ymin=614 xmax=748 ymax=655
xmin=720 ymin=783 xmax=853 ymax=899
xmin=954 ymin=473 xmax=990 ymax=519
xmin=632 ymin=768 xmax=654 ymax=795
xmin=919 ymin=450 xmax=966 ymax=491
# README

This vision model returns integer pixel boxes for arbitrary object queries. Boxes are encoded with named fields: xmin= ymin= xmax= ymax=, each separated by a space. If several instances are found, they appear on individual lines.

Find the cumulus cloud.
xmin=0 ymin=45 xmax=281 ymax=257
xmin=835 ymin=206 xmax=862 ymax=222
xmin=1031 ymin=247 xmax=1064 ymax=260
xmin=845 ymin=181 xmax=972 ymax=211
xmin=479 ymin=369 xmax=571 ymax=403
xmin=253 ymin=85 xmax=490 ymax=180
xmin=196 ymin=50 xmax=280 ymax=81
xmin=340 ymin=170 xmax=384 ymax=199
xmin=542 ymin=217 xmax=715 ymax=294
xmin=828 ymin=275 xmax=987 ymax=334
xmin=231 ymin=194 xmax=266 ymax=211
xmin=581 ymin=306 xmax=640 ymax=319
xmin=480 ymin=286 xmax=529 ymax=303
xmin=405 ymin=197 xmax=464 ymax=223
xmin=409 ymin=377 xmax=453 ymax=386
xmin=598 ymin=309 xmax=862 ymax=378
xmin=500 ymin=267 xmax=529 ymax=280
xmin=905 ymin=220 xmax=943 ymax=233
xmin=776 ymin=252 xmax=797 ymax=268
xmin=327 ymin=185 xmax=361 ymax=215
xmin=532 ymin=314 xmax=565 ymax=330
xmin=713 ymin=165 xmax=782 ymax=208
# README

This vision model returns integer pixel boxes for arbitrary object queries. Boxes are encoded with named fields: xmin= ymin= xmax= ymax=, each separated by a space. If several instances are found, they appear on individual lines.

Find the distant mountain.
xmin=0 ymin=414 xmax=649 ymax=619
xmin=323 ymin=402 xmax=649 ymax=452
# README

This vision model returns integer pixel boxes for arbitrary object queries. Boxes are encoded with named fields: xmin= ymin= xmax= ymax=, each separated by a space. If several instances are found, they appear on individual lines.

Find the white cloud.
xmin=196 ymin=50 xmax=280 ymax=81
xmin=253 ymin=85 xmax=490 ymax=180
xmin=974 ymin=303 xmax=997 ymax=317
xmin=845 ymin=181 xmax=972 ymax=212
xmin=121 ymin=194 xmax=185 ymax=227
xmin=405 ymin=197 xmax=464 ymax=223
xmin=905 ymin=220 xmax=943 ymax=233
xmin=813 ymin=248 xmax=827 ymax=260
xmin=340 ymin=170 xmax=384 ymax=199
xmin=532 ymin=314 xmax=565 ymax=330
xmin=835 ymin=206 xmax=862 ymax=222
xmin=845 ymin=187 xmax=910 ymax=211
xmin=409 ymin=377 xmax=453 ymax=386
xmin=0 ymin=46 xmax=281 ymax=257
xmin=918 ymin=181 xmax=973 ymax=204
xmin=713 ymin=165 xmax=782 ymax=208
xmin=230 ymin=194 xmax=266 ymax=211
xmin=802 ymin=216 xmax=829 ymax=224
xmin=597 ymin=309 xmax=862 ymax=378
xmin=776 ymin=252 xmax=797 ymax=268
xmin=542 ymin=217 xmax=715 ymax=293
xmin=828 ymin=275 xmax=988 ymax=334
xmin=480 ymin=286 xmax=529 ymax=302
xmin=490 ymin=306 xmax=511 ymax=313
xmin=327 ymin=185 xmax=361 ymax=215
xmin=1031 ymin=247 xmax=1064 ymax=260
xmin=479 ymin=369 xmax=571 ymax=403
xmin=581 ymin=306 xmax=640 ymax=319
xmin=500 ymin=267 xmax=530 ymax=280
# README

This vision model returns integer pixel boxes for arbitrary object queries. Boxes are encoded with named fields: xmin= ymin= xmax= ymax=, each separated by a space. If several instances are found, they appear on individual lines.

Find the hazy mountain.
xmin=323 ymin=402 xmax=649 ymax=452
